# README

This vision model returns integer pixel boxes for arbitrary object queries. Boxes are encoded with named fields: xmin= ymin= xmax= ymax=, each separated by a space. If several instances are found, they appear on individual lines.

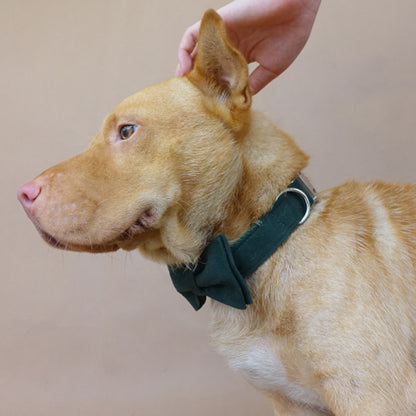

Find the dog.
xmin=18 ymin=9 xmax=416 ymax=415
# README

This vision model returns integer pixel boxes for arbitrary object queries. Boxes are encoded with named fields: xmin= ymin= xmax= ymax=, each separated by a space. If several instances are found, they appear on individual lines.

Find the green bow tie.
xmin=168 ymin=175 xmax=317 ymax=311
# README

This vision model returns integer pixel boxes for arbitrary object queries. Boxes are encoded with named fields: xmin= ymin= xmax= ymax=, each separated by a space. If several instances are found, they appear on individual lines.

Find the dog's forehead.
xmin=113 ymin=77 xmax=204 ymax=119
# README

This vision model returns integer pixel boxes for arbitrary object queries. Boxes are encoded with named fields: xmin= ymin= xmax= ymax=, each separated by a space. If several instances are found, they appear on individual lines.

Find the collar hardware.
xmin=283 ymin=173 xmax=317 ymax=225
xmin=276 ymin=187 xmax=311 ymax=225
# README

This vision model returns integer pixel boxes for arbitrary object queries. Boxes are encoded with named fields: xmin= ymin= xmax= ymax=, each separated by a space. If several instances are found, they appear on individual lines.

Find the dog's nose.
xmin=18 ymin=181 xmax=41 ymax=218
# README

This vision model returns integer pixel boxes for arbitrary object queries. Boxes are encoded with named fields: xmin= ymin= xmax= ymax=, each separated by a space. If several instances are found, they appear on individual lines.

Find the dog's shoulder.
xmin=272 ymin=179 xmax=416 ymax=283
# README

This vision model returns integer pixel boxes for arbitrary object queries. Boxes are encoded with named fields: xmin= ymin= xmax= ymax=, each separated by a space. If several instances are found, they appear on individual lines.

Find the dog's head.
xmin=18 ymin=10 xmax=254 ymax=264
xmin=18 ymin=10 xmax=308 ymax=265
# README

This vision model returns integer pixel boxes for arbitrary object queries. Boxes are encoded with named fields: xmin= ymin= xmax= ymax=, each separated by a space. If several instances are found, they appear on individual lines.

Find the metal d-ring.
xmin=275 ymin=188 xmax=311 ymax=225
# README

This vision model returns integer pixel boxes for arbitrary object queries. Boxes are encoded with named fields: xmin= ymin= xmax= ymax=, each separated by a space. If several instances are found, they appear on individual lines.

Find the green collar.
xmin=168 ymin=174 xmax=317 ymax=311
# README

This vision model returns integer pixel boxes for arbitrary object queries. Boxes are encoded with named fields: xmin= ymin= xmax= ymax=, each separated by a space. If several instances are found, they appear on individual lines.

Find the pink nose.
xmin=18 ymin=181 xmax=41 ymax=218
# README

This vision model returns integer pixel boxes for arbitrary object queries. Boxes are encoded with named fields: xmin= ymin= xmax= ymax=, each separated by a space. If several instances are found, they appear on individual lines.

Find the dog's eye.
xmin=120 ymin=125 xmax=137 ymax=140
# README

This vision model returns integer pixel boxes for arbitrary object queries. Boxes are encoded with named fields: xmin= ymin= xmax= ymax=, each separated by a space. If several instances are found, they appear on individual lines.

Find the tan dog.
xmin=18 ymin=9 xmax=416 ymax=415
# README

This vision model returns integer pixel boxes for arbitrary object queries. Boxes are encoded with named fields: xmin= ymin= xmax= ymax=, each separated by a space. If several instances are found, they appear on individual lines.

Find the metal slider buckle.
xmin=296 ymin=173 xmax=318 ymax=203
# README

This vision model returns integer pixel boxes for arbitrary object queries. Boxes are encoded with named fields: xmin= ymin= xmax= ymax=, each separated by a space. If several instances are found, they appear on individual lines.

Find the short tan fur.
xmin=19 ymin=10 xmax=416 ymax=415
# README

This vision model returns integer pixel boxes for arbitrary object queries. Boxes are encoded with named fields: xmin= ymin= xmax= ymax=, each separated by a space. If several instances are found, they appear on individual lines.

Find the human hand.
xmin=176 ymin=0 xmax=321 ymax=94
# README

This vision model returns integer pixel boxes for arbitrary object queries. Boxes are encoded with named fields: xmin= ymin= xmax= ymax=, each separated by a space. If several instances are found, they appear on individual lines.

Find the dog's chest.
xmin=214 ymin=331 xmax=326 ymax=409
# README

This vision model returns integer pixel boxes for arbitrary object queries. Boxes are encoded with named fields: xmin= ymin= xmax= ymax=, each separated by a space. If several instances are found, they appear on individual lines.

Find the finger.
xmin=176 ymin=22 xmax=200 ymax=76
xmin=176 ymin=49 xmax=194 ymax=76
xmin=179 ymin=21 xmax=200 ymax=54
xmin=249 ymin=65 xmax=279 ymax=95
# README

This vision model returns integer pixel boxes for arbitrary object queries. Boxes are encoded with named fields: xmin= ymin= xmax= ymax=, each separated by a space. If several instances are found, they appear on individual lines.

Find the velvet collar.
xmin=168 ymin=174 xmax=317 ymax=311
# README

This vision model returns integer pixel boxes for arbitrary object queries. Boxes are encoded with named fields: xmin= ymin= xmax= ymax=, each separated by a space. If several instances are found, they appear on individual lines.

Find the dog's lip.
xmin=38 ymin=228 xmax=66 ymax=249
xmin=35 ymin=216 xmax=150 ymax=253
xmin=119 ymin=217 xmax=149 ymax=239
xmin=37 ymin=227 xmax=119 ymax=253
xmin=33 ymin=210 xmax=154 ymax=253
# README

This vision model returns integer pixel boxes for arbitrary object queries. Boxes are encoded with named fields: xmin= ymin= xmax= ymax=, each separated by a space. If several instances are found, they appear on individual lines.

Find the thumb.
xmin=249 ymin=65 xmax=278 ymax=95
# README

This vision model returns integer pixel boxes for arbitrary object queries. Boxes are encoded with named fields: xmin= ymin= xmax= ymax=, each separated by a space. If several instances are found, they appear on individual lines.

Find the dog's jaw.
xmin=29 ymin=199 xmax=169 ymax=255
xmin=37 ymin=227 xmax=120 ymax=253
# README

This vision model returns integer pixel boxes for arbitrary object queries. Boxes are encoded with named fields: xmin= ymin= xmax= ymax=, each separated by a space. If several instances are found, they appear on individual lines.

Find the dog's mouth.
xmin=37 ymin=228 xmax=120 ymax=253
xmin=36 ymin=215 xmax=152 ymax=253
xmin=119 ymin=216 xmax=150 ymax=240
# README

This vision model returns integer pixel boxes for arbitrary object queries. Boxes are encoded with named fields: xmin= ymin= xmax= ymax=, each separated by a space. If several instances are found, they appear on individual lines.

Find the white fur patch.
xmin=227 ymin=337 xmax=327 ymax=409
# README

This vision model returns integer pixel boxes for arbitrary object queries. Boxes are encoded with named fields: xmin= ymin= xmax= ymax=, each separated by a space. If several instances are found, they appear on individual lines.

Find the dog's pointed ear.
xmin=187 ymin=9 xmax=252 ymax=114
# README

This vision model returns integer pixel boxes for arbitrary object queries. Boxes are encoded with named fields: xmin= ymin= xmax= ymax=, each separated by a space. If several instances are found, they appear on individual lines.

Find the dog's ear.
xmin=187 ymin=10 xmax=251 ymax=121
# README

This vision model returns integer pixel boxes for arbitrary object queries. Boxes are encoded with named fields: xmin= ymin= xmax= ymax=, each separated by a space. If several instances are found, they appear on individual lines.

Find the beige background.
xmin=2 ymin=0 xmax=416 ymax=415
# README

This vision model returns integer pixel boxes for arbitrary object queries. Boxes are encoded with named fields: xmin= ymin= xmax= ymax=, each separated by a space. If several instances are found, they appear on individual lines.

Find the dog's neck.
xmin=218 ymin=110 xmax=309 ymax=242
xmin=144 ymin=108 xmax=309 ymax=266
